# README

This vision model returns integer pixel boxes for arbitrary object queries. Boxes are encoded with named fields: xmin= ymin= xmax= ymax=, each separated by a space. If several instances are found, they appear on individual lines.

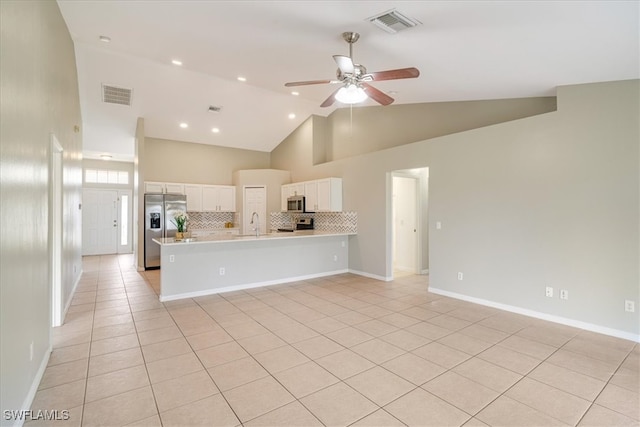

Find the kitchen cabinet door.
xmin=202 ymin=185 xmax=236 ymax=211
xmin=164 ymin=183 xmax=185 ymax=194
xmin=144 ymin=181 xmax=165 ymax=193
xmin=321 ymin=178 xmax=342 ymax=212
xmin=184 ymin=185 xmax=202 ymax=212
xmin=218 ymin=186 xmax=236 ymax=212
xmin=304 ymin=182 xmax=319 ymax=212
xmin=201 ymin=186 xmax=219 ymax=211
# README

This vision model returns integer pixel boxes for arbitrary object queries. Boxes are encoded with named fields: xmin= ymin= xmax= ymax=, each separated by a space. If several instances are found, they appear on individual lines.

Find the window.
xmin=85 ymin=169 xmax=129 ymax=184
xmin=120 ymin=195 xmax=128 ymax=246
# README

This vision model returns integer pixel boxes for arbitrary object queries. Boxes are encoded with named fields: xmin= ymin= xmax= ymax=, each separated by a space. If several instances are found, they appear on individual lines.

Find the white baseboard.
xmin=349 ymin=269 xmax=392 ymax=282
xmin=14 ymin=344 xmax=52 ymax=427
xmin=61 ymin=270 xmax=82 ymax=324
xmin=159 ymin=269 xmax=349 ymax=302
xmin=429 ymin=287 xmax=640 ymax=343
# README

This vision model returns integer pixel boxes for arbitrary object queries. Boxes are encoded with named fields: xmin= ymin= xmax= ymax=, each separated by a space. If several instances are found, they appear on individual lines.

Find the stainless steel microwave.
xmin=287 ymin=195 xmax=305 ymax=213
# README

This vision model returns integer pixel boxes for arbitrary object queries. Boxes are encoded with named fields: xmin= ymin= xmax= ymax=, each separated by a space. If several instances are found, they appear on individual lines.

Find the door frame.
xmin=387 ymin=169 xmax=426 ymax=279
xmin=50 ymin=134 xmax=63 ymax=327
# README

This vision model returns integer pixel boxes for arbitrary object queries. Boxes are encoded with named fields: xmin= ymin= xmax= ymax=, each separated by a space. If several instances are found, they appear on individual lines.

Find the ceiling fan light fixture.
xmin=335 ymin=84 xmax=368 ymax=104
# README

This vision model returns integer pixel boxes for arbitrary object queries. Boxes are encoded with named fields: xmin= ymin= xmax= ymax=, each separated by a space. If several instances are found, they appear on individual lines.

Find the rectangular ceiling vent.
xmin=102 ymin=84 xmax=132 ymax=106
xmin=368 ymin=9 xmax=421 ymax=34
xmin=208 ymin=105 xmax=223 ymax=113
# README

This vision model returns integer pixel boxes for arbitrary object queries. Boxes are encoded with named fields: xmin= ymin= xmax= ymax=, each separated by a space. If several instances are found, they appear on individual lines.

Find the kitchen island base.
xmin=157 ymin=233 xmax=350 ymax=301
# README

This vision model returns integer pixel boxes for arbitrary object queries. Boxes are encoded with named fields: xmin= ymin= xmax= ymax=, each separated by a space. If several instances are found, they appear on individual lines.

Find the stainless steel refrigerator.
xmin=144 ymin=193 xmax=187 ymax=269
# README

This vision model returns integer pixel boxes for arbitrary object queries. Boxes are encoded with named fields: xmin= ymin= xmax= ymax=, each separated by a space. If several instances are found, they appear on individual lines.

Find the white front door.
xmin=83 ymin=189 xmax=118 ymax=255
xmin=243 ymin=186 xmax=267 ymax=235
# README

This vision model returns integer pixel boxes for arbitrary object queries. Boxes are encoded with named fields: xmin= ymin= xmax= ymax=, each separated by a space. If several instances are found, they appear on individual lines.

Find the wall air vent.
xmin=368 ymin=9 xmax=422 ymax=34
xmin=102 ymin=84 xmax=132 ymax=106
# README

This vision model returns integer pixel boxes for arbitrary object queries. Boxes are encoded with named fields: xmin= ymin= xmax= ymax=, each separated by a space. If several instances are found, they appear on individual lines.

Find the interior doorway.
xmin=243 ymin=186 xmax=267 ymax=235
xmin=50 ymin=134 xmax=63 ymax=327
xmin=389 ymin=168 xmax=429 ymax=279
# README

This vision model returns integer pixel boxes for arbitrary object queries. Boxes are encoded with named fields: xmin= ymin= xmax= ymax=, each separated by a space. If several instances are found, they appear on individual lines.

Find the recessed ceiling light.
xmin=100 ymin=154 xmax=112 ymax=160
xmin=171 ymin=59 xmax=183 ymax=66
xmin=211 ymin=128 xmax=220 ymax=133
xmin=288 ymin=113 xmax=296 ymax=119
xmin=99 ymin=35 xmax=111 ymax=43
xmin=237 ymin=76 xmax=247 ymax=82
xmin=291 ymin=91 xmax=299 ymax=96
xmin=179 ymin=122 xmax=188 ymax=128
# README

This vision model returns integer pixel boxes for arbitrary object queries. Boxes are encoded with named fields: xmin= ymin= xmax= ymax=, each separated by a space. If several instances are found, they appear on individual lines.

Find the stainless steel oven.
xmin=287 ymin=195 xmax=305 ymax=213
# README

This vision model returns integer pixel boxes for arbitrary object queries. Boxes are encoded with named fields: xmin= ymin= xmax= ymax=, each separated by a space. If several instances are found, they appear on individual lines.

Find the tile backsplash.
xmin=270 ymin=211 xmax=357 ymax=234
xmin=187 ymin=211 xmax=234 ymax=229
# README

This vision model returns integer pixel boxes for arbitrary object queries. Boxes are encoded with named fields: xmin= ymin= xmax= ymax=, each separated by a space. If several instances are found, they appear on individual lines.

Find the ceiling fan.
xmin=285 ymin=32 xmax=420 ymax=107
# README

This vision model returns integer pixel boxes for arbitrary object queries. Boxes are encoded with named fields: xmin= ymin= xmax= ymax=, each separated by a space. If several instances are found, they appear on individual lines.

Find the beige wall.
xmin=326 ymin=97 xmax=557 ymax=162
xmin=270 ymin=80 xmax=639 ymax=337
xmin=1 ymin=0 xmax=83 ymax=418
xmin=144 ymin=137 xmax=270 ymax=185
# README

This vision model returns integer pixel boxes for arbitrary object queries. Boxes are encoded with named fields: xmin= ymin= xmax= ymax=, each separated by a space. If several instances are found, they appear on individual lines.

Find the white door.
xmin=393 ymin=176 xmax=418 ymax=273
xmin=243 ymin=186 xmax=267 ymax=235
xmin=83 ymin=189 xmax=118 ymax=255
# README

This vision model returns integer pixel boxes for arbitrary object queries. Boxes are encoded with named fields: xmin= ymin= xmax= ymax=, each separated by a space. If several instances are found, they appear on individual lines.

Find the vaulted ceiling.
xmin=57 ymin=1 xmax=639 ymax=161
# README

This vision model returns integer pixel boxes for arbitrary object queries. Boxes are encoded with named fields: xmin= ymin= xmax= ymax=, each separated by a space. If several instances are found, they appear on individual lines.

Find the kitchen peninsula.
xmin=154 ymin=231 xmax=353 ymax=301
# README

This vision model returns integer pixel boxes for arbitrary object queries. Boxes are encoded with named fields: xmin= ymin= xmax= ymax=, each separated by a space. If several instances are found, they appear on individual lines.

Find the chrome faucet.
xmin=250 ymin=212 xmax=260 ymax=237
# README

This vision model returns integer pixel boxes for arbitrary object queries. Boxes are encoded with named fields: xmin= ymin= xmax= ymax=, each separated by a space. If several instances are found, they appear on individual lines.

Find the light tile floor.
xmin=27 ymin=254 xmax=639 ymax=426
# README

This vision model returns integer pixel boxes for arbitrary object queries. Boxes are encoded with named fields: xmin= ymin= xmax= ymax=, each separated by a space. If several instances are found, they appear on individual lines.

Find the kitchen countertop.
xmin=152 ymin=230 xmax=354 ymax=246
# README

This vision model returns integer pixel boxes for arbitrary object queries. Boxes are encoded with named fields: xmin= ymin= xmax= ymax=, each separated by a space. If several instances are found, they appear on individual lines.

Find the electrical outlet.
xmin=545 ymin=286 xmax=554 ymax=298
xmin=625 ymin=300 xmax=635 ymax=312
xmin=457 ymin=272 xmax=464 ymax=281
xmin=560 ymin=289 xmax=569 ymax=300
xmin=341 ymin=241 xmax=346 ymax=247
xmin=30 ymin=341 xmax=34 ymax=361
xmin=169 ymin=255 xmax=175 ymax=263
xmin=436 ymin=221 xmax=442 ymax=230
xmin=219 ymin=267 xmax=225 ymax=276
xmin=333 ymin=255 xmax=338 ymax=261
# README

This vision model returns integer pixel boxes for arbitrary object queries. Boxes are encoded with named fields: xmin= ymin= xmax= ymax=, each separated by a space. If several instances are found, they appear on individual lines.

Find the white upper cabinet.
xmin=280 ymin=183 xmax=305 ymax=211
xmin=202 ymin=185 xmax=236 ymax=212
xmin=281 ymin=178 xmax=342 ymax=212
xmin=184 ymin=185 xmax=203 ymax=212
xmin=144 ymin=181 xmax=185 ymax=194
xmin=164 ymin=183 xmax=185 ymax=194
xmin=144 ymin=181 xmax=165 ymax=193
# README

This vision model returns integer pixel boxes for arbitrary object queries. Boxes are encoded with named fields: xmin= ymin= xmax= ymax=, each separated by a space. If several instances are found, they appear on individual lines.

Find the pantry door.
xmin=82 ymin=189 xmax=118 ymax=255
xmin=243 ymin=186 xmax=267 ymax=235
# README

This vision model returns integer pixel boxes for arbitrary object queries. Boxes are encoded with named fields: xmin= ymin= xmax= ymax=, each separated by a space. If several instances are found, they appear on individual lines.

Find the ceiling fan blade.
xmin=369 ymin=67 xmax=420 ymax=81
xmin=285 ymin=79 xmax=339 ymax=87
xmin=333 ymin=55 xmax=354 ymax=74
xmin=320 ymin=87 xmax=342 ymax=108
xmin=362 ymin=82 xmax=394 ymax=106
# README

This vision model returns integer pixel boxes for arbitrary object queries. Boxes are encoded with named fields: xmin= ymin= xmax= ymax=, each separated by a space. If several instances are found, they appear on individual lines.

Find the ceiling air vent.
xmin=208 ymin=105 xmax=223 ymax=113
xmin=368 ymin=9 xmax=421 ymax=34
xmin=102 ymin=84 xmax=132 ymax=106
